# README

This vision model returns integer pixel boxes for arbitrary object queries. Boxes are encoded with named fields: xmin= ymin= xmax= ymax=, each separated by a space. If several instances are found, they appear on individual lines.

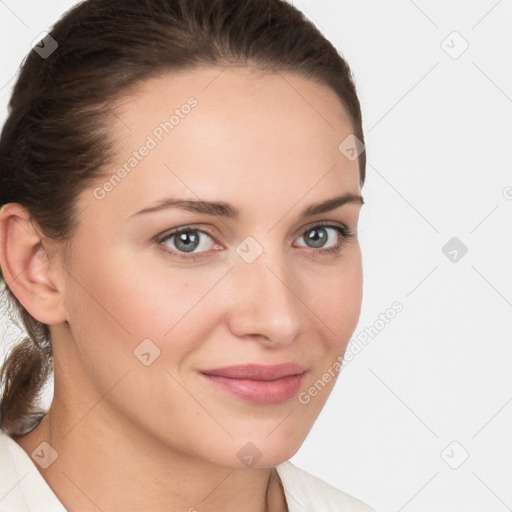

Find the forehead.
xmin=86 ymin=66 xmax=360 ymax=218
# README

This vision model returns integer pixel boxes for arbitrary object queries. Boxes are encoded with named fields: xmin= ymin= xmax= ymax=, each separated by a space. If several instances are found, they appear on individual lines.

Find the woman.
xmin=0 ymin=0 xmax=375 ymax=510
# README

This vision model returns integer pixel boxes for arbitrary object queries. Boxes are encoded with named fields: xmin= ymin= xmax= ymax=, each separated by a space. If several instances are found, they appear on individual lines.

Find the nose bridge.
xmin=227 ymin=239 xmax=305 ymax=344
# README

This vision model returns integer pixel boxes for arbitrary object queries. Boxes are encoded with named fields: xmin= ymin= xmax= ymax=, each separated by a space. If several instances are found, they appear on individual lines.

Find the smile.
xmin=200 ymin=363 xmax=308 ymax=404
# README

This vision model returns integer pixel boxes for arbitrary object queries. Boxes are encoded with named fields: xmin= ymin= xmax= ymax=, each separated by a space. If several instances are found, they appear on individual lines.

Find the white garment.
xmin=0 ymin=429 xmax=376 ymax=511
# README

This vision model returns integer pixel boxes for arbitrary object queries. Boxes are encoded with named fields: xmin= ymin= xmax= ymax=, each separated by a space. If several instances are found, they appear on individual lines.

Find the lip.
xmin=200 ymin=363 xmax=308 ymax=404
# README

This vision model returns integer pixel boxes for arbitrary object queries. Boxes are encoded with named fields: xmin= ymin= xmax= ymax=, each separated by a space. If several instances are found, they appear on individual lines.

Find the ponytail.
xmin=0 ymin=288 xmax=52 ymax=436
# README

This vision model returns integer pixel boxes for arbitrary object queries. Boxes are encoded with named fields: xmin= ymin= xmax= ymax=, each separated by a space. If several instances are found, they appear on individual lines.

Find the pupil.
xmin=177 ymin=232 xmax=199 ymax=252
xmin=308 ymin=228 xmax=326 ymax=248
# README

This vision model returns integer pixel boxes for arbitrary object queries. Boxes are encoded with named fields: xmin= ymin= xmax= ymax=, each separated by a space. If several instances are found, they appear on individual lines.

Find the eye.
xmin=156 ymin=223 xmax=354 ymax=261
xmin=294 ymin=224 xmax=353 ymax=255
xmin=157 ymin=226 xmax=218 ymax=260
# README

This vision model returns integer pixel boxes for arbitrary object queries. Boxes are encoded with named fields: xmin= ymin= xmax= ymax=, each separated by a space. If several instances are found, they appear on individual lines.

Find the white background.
xmin=1 ymin=1 xmax=511 ymax=511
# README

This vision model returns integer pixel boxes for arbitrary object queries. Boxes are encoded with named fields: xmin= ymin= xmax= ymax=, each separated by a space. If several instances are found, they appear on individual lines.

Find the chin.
xmin=236 ymin=433 xmax=306 ymax=469
xmin=191 ymin=429 xmax=306 ymax=470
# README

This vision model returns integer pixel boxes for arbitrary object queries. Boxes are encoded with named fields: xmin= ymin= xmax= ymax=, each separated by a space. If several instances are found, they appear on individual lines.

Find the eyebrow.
xmin=130 ymin=192 xmax=364 ymax=219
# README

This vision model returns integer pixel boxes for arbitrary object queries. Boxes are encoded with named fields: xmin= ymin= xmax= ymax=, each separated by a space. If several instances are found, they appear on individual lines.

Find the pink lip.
xmin=200 ymin=363 xmax=308 ymax=404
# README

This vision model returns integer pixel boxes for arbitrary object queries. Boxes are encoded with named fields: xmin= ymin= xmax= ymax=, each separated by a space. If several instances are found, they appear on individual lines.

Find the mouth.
xmin=200 ymin=363 xmax=308 ymax=405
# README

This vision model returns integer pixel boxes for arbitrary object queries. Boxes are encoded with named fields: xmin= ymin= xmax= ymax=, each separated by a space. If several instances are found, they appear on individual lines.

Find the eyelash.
xmin=155 ymin=223 xmax=355 ymax=261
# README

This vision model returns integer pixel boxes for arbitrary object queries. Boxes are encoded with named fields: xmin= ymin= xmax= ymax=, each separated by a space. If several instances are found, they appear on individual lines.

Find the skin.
xmin=0 ymin=66 xmax=364 ymax=511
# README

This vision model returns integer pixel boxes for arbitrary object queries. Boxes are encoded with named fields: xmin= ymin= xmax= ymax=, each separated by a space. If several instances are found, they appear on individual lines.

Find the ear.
xmin=0 ymin=203 xmax=67 ymax=325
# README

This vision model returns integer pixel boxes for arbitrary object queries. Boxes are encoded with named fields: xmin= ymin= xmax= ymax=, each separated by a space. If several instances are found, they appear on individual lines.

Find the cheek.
xmin=296 ymin=256 xmax=362 ymax=415
xmin=306 ymin=248 xmax=363 ymax=349
xmin=59 ymin=243 xmax=228 ymax=431
xmin=63 ymin=240 xmax=227 ymax=365
xmin=282 ymin=247 xmax=362 ymax=406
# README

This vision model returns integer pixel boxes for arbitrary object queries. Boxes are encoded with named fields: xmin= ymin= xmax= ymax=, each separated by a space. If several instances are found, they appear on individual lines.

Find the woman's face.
xmin=54 ymin=66 xmax=363 ymax=467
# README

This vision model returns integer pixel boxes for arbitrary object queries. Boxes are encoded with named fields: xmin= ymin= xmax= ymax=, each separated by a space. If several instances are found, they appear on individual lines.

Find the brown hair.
xmin=0 ymin=0 xmax=366 ymax=436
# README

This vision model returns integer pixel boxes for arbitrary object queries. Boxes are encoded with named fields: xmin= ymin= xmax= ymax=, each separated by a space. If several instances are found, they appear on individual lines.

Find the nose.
xmin=226 ymin=245 xmax=306 ymax=347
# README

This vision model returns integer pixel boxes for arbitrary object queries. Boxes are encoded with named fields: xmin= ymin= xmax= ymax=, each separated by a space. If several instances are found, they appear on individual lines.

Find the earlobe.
xmin=0 ymin=203 xmax=67 ymax=325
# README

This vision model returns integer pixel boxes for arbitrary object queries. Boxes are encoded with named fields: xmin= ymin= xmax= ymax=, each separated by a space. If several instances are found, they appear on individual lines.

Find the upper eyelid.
xmin=297 ymin=220 xmax=349 ymax=233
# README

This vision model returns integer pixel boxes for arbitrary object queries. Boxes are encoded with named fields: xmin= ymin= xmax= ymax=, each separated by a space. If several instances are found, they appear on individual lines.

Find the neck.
xmin=14 ymin=403 xmax=287 ymax=511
